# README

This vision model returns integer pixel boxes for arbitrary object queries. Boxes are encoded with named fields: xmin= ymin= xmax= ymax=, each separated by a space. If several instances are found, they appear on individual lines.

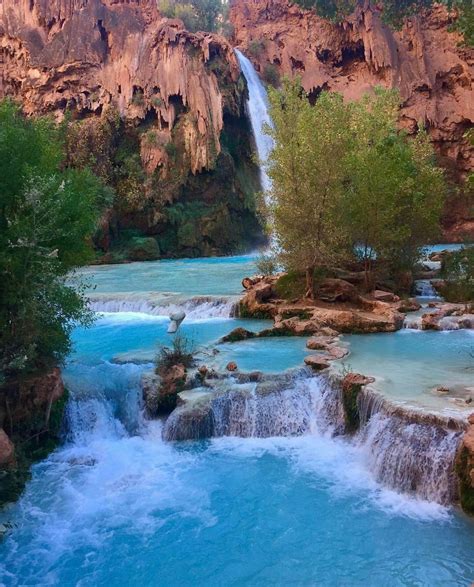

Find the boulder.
xmin=220 ymin=328 xmax=256 ymax=343
xmin=0 ymin=429 xmax=15 ymax=467
xmin=226 ymin=362 xmax=238 ymax=372
xmin=304 ymin=355 xmax=330 ymax=371
xmin=306 ymin=336 xmax=333 ymax=351
xmin=327 ymin=346 xmax=349 ymax=360
xmin=372 ymin=290 xmax=400 ymax=303
xmin=317 ymin=278 xmax=358 ymax=303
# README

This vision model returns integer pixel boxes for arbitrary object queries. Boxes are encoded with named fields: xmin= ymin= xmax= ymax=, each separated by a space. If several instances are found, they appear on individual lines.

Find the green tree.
xmin=0 ymin=101 xmax=105 ymax=382
xmin=266 ymin=80 xmax=351 ymax=298
xmin=343 ymin=89 xmax=445 ymax=288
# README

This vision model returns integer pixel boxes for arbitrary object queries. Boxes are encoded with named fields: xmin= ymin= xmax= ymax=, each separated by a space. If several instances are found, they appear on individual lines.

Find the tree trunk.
xmin=305 ymin=266 xmax=315 ymax=300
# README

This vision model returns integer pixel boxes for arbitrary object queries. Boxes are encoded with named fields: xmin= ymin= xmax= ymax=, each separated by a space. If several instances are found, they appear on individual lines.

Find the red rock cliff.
xmin=230 ymin=0 xmax=474 ymax=239
xmin=0 ymin=0 xmax=241 ymax=175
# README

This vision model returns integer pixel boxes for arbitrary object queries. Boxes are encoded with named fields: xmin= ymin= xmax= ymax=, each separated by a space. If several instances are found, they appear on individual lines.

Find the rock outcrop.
xmin=0 ymin=0 xmax=264 ymax=258
xmin=230 ymin=0 xmax=474 ymax=239
xmin=456 ymin=413 xmax=474 ymax=515
xmin=0 ymin=368 xmax=66 ymax=506
xmin=239 ymin=274 xmax=405 ymax=334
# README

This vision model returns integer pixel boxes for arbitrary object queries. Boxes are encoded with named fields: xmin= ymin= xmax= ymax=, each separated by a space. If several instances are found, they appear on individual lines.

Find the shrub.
xmin=155 ymin=334 xmax=195 ymax=374
xmin=439 ymin=247 xmax=474 ymax=302
xmin=255 ymin=253 xmax=278 ymax=275
xmin=248 ymin=39 xmax=266 ymax=58
xmin=262 ymin=64 xmax=280 ymax=87
xmin=165 ymin=141 xmax=178 ymax=158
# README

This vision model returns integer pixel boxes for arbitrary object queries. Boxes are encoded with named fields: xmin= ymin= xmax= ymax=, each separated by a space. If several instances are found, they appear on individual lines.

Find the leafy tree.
xmin=265 ymin=82 xmax=446 ymax=296
xmin=343 ymin=89 xmax=445 ymax=287
xmin=266 ymin=79 xmax=351 ymax=298
xmin=0 ymin=101 xmax=105 ymax=382
xmin=440 ymin=247 xmax=474 ymax=302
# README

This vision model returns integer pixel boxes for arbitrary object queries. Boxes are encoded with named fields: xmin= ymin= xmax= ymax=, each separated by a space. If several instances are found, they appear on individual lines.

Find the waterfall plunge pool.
xmin=2 ymin=250 xmax=474 ymax=584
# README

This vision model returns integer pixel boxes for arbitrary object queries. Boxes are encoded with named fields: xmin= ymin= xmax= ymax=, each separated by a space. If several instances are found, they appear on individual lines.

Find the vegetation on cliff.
xmin=291 ymin=0 xmax=474 ymax=43
xmin=158 ymin=0 xmax=225 ymax=33
xmin=265 ymin=80 xmax=445 ymax=298
xmin=0 ymin=101 xmax=105 ymax=383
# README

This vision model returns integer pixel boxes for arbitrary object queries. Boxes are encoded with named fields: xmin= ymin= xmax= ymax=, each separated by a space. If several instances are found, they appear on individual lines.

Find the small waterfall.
xmin=163 ymin=375 xmax=342 ymax=441
xmin=163 ymin=374 xmax=466 ymax=505
xmin=357 ymin=389 xmax=465 ymax=504
xmin=414 ymin=279 xmax=440 ymax=299
xmin=63 ymin=361 xmax=148 ymax=444
xmin=235 ymin=49 xmax=274 ymax=200
xmin=88 ymin=293 xmax=237 ymax=319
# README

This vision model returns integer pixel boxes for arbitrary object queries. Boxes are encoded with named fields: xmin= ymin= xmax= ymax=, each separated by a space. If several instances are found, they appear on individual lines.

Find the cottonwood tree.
xmin=266 ymin=80 xmax=351 ymax=298
xmin=344 ymin=89 xmax=445 ymax=288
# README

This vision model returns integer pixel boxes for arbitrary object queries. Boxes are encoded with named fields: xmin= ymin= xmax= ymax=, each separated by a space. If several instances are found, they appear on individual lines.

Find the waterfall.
xmin=62 ymin=361 xmax=149 ymax=444
xmin=87 ymin=293 xmax=237 ymax=319
xmin=235 ymin=49 xmax=274 ymax=201
xmin=163 ymin=374 xmax=465 ymax=505
xmin=357 ymin=389 xmax=464 ymax=504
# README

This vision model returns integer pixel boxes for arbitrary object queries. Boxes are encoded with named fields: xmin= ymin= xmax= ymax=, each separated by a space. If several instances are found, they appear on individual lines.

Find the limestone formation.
xmin=230 ymin=0 xmax=474 ymax=239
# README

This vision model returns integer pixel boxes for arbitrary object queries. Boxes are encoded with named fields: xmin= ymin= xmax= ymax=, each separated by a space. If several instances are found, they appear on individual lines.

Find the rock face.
xmin=230 ymin=0 xmax=474 ymax=238
xmin=0 ymin=0 xmax=263 ymax=258
xmin=456 ymin=413 xmax=474 ymax=515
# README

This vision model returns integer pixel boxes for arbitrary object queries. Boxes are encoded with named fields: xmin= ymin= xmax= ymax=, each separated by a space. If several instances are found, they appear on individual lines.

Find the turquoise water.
xmin=2 ymin=250 xmax=474 ymax=585
xmin=216 ymin=336 xmax=312 ymax=373
xmin=71 ymin=313 xmax=272 ymax=364
xmin=77 ymin=254 xmax=258 ymax=296
xmin=1 ymin=429 xmax=474 ymax=586
xmin=339 ymin=330 xmax=474 ymax=415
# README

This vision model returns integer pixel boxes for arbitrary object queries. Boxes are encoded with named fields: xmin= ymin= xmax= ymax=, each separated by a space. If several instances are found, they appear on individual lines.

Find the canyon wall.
xmin=230 ymin=0 xmax=474 ymax=240
xmin=0 ymin=0 xmax=263 ymax=258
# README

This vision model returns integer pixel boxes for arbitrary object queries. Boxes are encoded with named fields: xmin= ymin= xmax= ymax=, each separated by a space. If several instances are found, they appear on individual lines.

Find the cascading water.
xmin=163 ymin=373 xmax=464 ymax=505
xmin=235 ymin=49 xmax=274 ymax=201
xmin=88 ymin=293 xmax=237 ymax=319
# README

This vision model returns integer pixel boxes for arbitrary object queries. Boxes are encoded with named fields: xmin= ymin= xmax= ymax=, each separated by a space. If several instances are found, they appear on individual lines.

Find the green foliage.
xmin=158 ymin=0 xmax=224 ymax=32
xmin=266 ymin=79 xmax=352 ymax=298
xmin=248 ymin=39 xmax=266 ymax=58
xmin=439 ymin=247 xmax=474 ymax=302
xmin=456 ymin=446 xmax=474 ymax=515
xmin=291 ymin=0 xmax=473 ymax=44
xmin=343 ymin=90 xmax=445 ymax=286
xmin=155 ymin=334 xmax=195 ymax=374
xmin=341 ymin=379 xmax=362 ymax=433
xmin=448 ymin=0 xmax=474 ymax=45
xmin=165 ymin=141 xmax=178 ymax=158
xmin=255 ymin=253 xmax=278 ymax=275
xmin=262 ymin=64 xmax=280 ymax=87
xmin=0 ymin=101 xmax=104 ymax=381
xmin=266 ymin=81 xmax=446 ymax=295
xmin=275 ymin=271 xmax=306 ymax=299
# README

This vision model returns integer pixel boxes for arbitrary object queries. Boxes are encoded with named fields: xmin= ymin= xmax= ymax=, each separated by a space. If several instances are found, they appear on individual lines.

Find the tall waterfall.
xmin=235 ymin=49 xmax=274 ymax=201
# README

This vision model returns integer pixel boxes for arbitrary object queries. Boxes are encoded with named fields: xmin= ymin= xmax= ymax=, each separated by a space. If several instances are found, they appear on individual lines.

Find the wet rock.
xmin=306 ymin=336 xmax=333 ymax=351
xmin=327 ymin=346 xmax=349 ymax=360
xmin=456 ymin=413 xmax=474 ymax=515
xmin=396 ymin=298 xmax=421 ymax=313
xmin=226 ymin=362 xmax=238 ymax=372
xmin=0 ymin=430 xmax=15 ymax=468
xmin=220 ymin=328 xmax=256 ymax=343
xmin=304 ymin=356 xmax=330 ymax=371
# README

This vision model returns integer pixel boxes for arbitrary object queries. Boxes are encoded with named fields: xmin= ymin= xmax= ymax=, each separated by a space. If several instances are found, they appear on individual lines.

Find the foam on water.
xmin=2 ymin=367 xmax=473 ymax=586
xmin=88 ymin=293 xmax=237 ymax=319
